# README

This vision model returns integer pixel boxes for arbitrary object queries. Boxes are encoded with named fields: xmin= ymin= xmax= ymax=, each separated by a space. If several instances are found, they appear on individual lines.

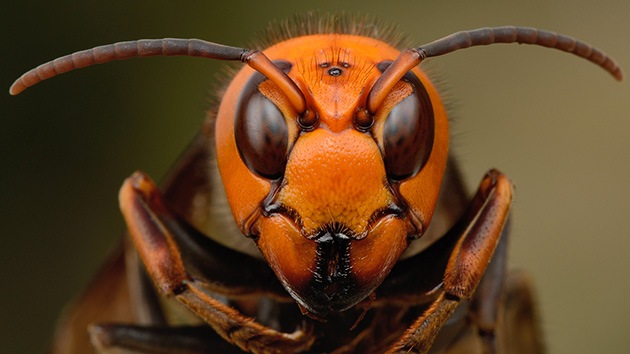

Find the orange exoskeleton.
xmin=11 ymin=14 xmax=622 ymax=354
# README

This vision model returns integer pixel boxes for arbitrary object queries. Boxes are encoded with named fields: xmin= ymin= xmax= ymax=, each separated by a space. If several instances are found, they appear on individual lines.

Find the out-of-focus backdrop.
xmin=2 ymin=1 xmax=629 ymax=353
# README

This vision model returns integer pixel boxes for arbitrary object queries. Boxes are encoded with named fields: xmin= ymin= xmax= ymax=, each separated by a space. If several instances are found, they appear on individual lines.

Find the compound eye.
xmin=378 ymin=61 xmax=435 ymax=181
xmin=235 ymin=62 xmax=291 ymax=180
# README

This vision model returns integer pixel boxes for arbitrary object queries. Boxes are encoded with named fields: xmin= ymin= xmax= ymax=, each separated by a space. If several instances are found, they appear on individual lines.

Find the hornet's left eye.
xmin=377 ymin=61 xmax=435 ymax=181
xmin=234 ymin=62 xmax=292 ymax=180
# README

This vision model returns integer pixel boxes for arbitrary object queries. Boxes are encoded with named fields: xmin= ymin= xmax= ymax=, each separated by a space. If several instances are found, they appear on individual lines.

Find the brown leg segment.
xmin=467 ymin=221 xmax=510 ymax=354
xmin=89 ymin=324 xmax=244 ymax=354
xmin=501 ymin=271 xmax=545 ymax=354
xmin=387 ymin=169 xmax=513 ymax=353
xmin=118 ymin=171 xmax=315 ymax=354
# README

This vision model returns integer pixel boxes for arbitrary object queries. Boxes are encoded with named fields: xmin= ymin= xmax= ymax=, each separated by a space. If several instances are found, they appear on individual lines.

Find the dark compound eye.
xmin=377 ymin=61 xmax=435 ymax=181
xmin=234 ymin=61 xmax=292 ymax=180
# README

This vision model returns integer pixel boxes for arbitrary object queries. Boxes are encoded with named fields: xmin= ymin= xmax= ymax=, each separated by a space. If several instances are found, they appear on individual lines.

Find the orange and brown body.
xmin=11 ymin=14 xmax=621 ymax=354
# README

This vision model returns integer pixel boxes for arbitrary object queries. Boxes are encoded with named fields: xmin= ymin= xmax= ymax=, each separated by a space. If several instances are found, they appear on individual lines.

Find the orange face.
xmin=215 ymin=34 xmax=449 ymax=317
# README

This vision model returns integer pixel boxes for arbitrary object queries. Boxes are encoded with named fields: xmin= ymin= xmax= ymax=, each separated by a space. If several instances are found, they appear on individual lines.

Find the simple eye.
xmin=378 ymin=61 xmax=434 ymax=181
xmin=234 ymin=62 xmax=291 ymax=180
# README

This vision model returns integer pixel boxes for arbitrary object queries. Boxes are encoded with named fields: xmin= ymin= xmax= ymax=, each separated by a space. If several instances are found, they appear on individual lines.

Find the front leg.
xmin=388 ymin=169 xmax=513 ymax=353
xmin=116 ymin=171 xmax=315 ymax=354
xmin=89 ymin=324 xmax=245 ymax=353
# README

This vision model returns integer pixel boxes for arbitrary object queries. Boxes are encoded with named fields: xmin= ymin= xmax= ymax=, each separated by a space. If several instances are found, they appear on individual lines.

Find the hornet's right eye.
xmin=377 ymin=61 xmax=435 ymax=181
xmin=234 ymin=62 xmax=292 ymax=180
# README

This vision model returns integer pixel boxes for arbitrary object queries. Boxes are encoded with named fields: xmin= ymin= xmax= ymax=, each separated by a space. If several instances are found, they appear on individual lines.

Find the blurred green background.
xmin=2 ymin=1 xmax=629 ymax=353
